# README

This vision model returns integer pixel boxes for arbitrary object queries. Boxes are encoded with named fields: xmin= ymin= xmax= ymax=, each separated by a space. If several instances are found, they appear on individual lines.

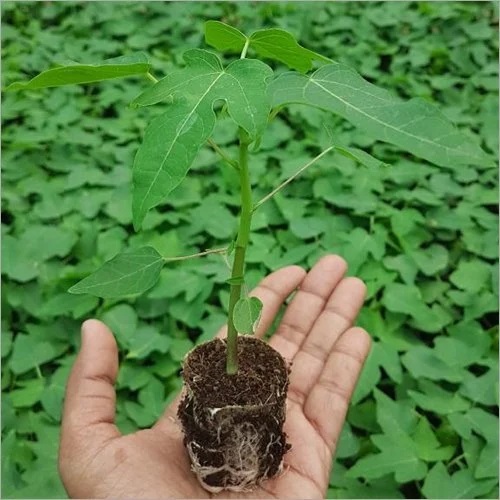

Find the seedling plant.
xmin=8 ymin=20 xmax=492 ymax=492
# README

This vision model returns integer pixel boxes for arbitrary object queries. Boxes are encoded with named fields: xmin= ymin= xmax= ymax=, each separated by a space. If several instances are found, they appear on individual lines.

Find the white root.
xmin=187 ymin=420 xmax=285 ymax=493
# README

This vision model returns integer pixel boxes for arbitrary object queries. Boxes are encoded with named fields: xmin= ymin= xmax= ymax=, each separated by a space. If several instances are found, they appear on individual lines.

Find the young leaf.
xmin=6 ymin=53 xmax=151 ymax=90
xmin=131 ymin=49 xmax=272 ymax=228
xmin=269 ymin=64 xmax=493 ymax=167
xmin=233 ymin=296 xmax=263 ymax=334
xmin=205 ymin=21 xmax=247 ymax=53
xmin=249 ymin=28 xmax=330 ymax=72
xmin=69 ymin=247 xmax=164 ymax=298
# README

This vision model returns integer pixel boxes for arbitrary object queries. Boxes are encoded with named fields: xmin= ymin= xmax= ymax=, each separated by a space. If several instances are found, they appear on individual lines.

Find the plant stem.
xmin=240 ymin=38 xmax=250 ymax=59
xmin=253 ymin=145 xmax=335 ymax=211
xmin=207 ymin=138 xmax=239 ymax=171
xmin=226 ymin=129 xmax=253 ymax=375
xmin=163 ymin=247 xmax=227 ymax=262
xmin=146 ymin=72 xmax=159 ymax=83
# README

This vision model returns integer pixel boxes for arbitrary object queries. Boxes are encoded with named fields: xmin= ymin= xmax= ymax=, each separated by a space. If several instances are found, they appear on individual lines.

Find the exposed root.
xmin=187 ymin=420 xmax=284 ymax=493
xmin=178 ymin=337 xmax=290 ymax=492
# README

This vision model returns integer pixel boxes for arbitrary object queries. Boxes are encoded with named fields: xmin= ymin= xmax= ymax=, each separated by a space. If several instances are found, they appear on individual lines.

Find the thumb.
xmin=61 ymin=319 xmax=121 ymax=450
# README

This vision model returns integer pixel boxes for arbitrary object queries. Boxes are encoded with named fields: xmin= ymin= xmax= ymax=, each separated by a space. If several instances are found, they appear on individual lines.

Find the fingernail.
xmin=81 ymin=319 xmax=98 ymax=346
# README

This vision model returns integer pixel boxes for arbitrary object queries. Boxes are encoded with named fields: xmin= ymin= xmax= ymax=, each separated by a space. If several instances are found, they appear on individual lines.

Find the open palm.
xmin=59 ymin=255 xmax=371 ymax=499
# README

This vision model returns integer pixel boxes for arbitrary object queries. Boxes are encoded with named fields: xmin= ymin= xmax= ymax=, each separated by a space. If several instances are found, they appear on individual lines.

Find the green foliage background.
xmin=2 ymin=2 xmax=498 ymax=498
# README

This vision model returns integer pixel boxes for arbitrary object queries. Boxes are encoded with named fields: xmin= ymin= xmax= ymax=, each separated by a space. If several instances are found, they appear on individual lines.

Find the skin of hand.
xmin=59 ymin=255 xmax=371 ymax=499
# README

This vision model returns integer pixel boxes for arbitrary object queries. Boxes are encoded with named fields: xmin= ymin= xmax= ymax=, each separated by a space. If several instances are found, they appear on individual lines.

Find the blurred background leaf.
xmin=1 ymin=1 xmax=498 ymax=498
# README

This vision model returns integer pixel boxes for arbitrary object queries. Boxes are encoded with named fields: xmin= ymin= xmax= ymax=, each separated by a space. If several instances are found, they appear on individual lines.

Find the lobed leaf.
xmin=6 ymin=53 xmax=151 ymax=90
xmin=69 ymin=247 xmax=164 ymax=298
xmin=131 ymin=49 xmax=272 ymax=228
xmin=347 ymin=433 xmax=427 ymax=482
xmin=269 ymin=64 xmax=493 ymax=167
xmin=233 ymin=296 xmax=263 ymax=334
xmin=422 ymin=462 xmax=497 ymax=499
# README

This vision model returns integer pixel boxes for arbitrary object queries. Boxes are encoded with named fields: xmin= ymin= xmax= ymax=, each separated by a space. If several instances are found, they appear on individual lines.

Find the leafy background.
xmin=1 ymin=1 xmax=498 ymax=498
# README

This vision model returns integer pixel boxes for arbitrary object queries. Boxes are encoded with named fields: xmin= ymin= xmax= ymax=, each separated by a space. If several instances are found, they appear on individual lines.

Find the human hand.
xmin=59 ymin=255 xmax=371 ymax=499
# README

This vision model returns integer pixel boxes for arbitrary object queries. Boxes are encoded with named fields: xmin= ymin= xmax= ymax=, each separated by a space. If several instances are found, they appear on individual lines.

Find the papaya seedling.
xmin=8 ymin=20 xmax=492 ymax=492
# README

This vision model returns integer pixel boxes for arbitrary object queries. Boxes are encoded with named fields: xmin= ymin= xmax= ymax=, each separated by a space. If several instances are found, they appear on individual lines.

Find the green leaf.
xmin=422 ymin=462 xmax=497 ymax=499
xmin=476 ymin=441 xmax=499 ymax=479
xmin=459 ymin=367 xmax=499 ymax=406
xmin=351 ymin=348 xmax=381 ymax=405
xmin=412 ymin=417 xmax=455 ymax=462
xmin=347 ymin=432 xmax=427 ymax=482
xmin=374 ymin=389 xmax=417 ymax=436
xmin=410 ymin=244 xmax=449 ymax=276
xmin=233 ymin=296 xmax=263 ymax=334
xmin=449 ymin=259 xmax=492 ymax=293
xmin=462 ymin=435 xmax=484 ymax=471
xmin=249 ymin=28 xmax=330 ymax=72
xmin=1 ymin=331 xmax=13 ymax=359
xmin=448 ymin=408 xmax=499 ymax=444
xmin=409 ymin=380 xmax=470 ymax=414
xmin=336 ymin=423 xmax=360 ymax=459
xmin=289 ymin=217 xmax=326 ymax=239
xmin=131 ymin=49 xmax=272 ymax=228
xmin=384 ymin=254 xmax=418 ymax=284
xmin=40 ymin=292 xmax=99 ymax=318
xmin=6 ymin=53 xmax=151 ymax=90
xmin=126 ymin=325 xmax=170 ymax=360
xmin=2 ymin=226 xmax=77 ymax=282
xmin=204 ymin=20 xmax=247 ymax=53
xmin=170 ymin=338 xmax=194 ymax=361
xmin=382 ymin=283 xmax=449 ymax=333
xmin=10 ymin=334 xmax=63 ymax=375
xmin=101 ymin=304 xmax=138 ymax=347
xmin=204 ymin=22 xmax=329 ymax=72
xmin=41 ymin=382 xmax=65 ymax=421
xmin=205 ymin=22 xmax=329 ymax=72
xmin=69 ymin=247 xmax=164 ymax=298
xmin=402 ymin=345 xmax=464 ymax=383
xmin=269 ymin=64 xmax=492 ymax=167
xmin=118 ymin=363 xmax=153 ymax=391
xmin=9 ymin=379 xmax=45 ymax=407
xmin=434 ymin=336 xmax=485 ymax=369
xmin=138 ymin=376 xmax=165 ymax=423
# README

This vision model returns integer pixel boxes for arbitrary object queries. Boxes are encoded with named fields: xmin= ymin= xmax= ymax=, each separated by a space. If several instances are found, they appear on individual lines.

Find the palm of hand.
xmin=60 ymin=256 xmax=370 ymax=499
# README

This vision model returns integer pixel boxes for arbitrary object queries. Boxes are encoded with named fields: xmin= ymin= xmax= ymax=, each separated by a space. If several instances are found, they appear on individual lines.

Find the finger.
xmin=269 ymin=255 xmax=347 ymax=361
xmin=61 ymin=320 xmax=120 ymax=452
xmin=287 ymin=277 xmax=367 ymax=406
xmin=304 ymin=327 xmax=371 ymax=452
xmin=216 ymin=264 xmax=306 ymax=339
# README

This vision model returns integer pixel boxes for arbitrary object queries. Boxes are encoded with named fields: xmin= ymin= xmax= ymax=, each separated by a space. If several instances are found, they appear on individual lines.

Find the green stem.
xmin=163 ymin=247 xmax=227 ymax=262
xmin=240 ymin=38 xmax=250 ymax=59
xmin=207 ymin=138 xmax=239 ymax=171
xmin=226 ymin=129 xmax=253 ymax=374
xmin=253 ymin=145 xmax=335 ymax=211
xmin=146 ymin=72 xmax=159 ymax=83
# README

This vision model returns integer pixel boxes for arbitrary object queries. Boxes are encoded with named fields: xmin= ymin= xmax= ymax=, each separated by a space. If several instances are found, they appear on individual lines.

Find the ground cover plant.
xmin=2 ymin=1 xmax=498 ymax=498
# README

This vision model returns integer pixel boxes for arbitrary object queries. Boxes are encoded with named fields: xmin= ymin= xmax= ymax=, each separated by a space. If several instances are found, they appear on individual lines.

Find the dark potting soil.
xmin=178 ymin=336 xmax=290 ymax=491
